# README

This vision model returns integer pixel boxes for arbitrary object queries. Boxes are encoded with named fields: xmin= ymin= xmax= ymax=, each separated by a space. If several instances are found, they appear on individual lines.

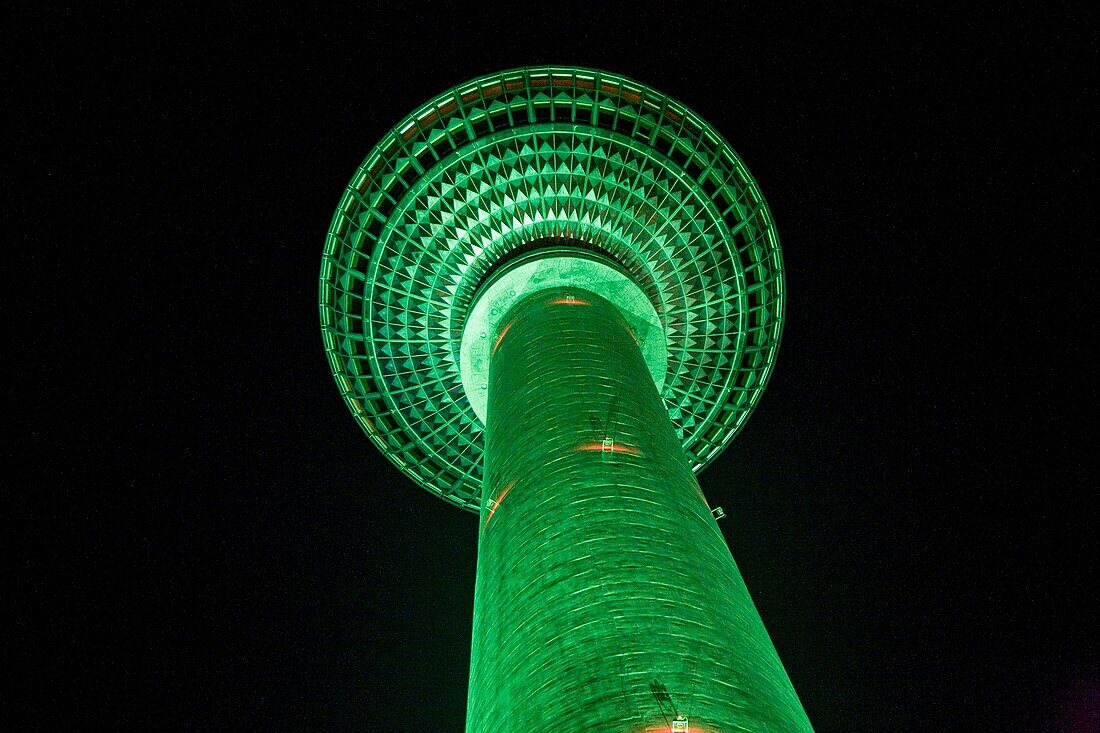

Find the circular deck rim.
xmin=320 ymin=65 xmax=785 ymax=512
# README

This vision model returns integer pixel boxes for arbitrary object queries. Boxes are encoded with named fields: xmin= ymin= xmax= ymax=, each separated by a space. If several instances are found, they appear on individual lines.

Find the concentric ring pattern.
xmin=320 ymin=66 xmax=784 ymax=511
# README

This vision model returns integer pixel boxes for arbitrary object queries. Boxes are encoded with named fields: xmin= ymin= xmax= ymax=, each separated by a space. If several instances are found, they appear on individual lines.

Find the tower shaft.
xmin=467 ymin=288 xmax=812 ymax=732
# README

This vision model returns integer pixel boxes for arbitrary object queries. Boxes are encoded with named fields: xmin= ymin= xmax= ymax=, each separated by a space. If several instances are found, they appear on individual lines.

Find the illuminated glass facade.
xmin=321 ymin=67 xmax=811 ymax=732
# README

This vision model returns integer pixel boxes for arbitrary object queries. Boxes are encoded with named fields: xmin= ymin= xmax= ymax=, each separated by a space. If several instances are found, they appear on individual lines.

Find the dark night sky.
xmin=10 ymin=3 xmax=1095 ymax=731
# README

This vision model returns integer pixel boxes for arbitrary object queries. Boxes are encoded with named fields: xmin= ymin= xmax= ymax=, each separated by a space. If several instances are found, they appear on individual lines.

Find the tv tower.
xmin=320 ymin=66 xmax=812 ymax=733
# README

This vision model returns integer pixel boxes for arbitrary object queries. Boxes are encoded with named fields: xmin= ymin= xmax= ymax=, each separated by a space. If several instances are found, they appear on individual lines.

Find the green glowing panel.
xmin=469 ymin=289 xmax=811 ymax=732
xmin=459 ymin=251 xmax=667 ymax=421
xmin=320 ymin=66 xmax=784 ymax=511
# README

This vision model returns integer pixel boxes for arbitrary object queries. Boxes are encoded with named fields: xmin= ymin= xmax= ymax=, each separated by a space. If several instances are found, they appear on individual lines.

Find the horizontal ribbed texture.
xmin=467 ymin=288 xmax=811 ymax=733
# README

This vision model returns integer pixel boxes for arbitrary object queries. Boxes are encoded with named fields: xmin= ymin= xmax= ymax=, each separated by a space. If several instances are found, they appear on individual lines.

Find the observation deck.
xmin=320 ymin=66 xmax=785 ymax=512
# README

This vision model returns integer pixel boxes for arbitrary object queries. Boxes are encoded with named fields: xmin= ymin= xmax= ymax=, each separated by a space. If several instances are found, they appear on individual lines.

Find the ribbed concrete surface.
xmin=466 ymin=288 xmax=812 ymax=733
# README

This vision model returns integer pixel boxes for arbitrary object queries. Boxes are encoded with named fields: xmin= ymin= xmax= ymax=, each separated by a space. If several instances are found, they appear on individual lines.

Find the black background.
xmin=9 ymin=3 xmax=1095 ymax=731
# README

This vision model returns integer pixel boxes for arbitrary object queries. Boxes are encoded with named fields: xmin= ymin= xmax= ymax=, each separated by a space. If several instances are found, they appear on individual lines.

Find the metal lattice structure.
xmin=321 ymin=66 xmax=784 ymax=512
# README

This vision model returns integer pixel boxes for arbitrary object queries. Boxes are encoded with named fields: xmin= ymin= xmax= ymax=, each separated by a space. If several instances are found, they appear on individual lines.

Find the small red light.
xmin=575 ymin=441 xmax=643 ymax=456
xmin=635 ymin=723 xmax=716 ymax=733
xmin=483 ymin=480 xmax=516 ymax=528
xmin=492 ymin=320 xmax=515 ymax=356
xmin=695 ymin=484 xmax=709 ymax=507
xmin=549 ymin=297 xmax=590 ymax=306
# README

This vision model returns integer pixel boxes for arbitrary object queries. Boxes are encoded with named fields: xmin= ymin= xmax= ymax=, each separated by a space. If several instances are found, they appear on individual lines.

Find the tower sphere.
xmin=320 ymin=66 xmax=785 ymax=511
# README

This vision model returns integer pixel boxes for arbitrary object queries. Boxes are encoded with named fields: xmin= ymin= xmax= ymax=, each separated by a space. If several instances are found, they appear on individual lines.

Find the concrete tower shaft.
xmin=468 ymin=288 xmax=811 ymax=732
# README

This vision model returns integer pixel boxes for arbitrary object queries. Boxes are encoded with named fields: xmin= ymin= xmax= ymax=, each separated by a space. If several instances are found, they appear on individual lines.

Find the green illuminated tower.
xmin=320 ymin=67 xmax=812 ymax=732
